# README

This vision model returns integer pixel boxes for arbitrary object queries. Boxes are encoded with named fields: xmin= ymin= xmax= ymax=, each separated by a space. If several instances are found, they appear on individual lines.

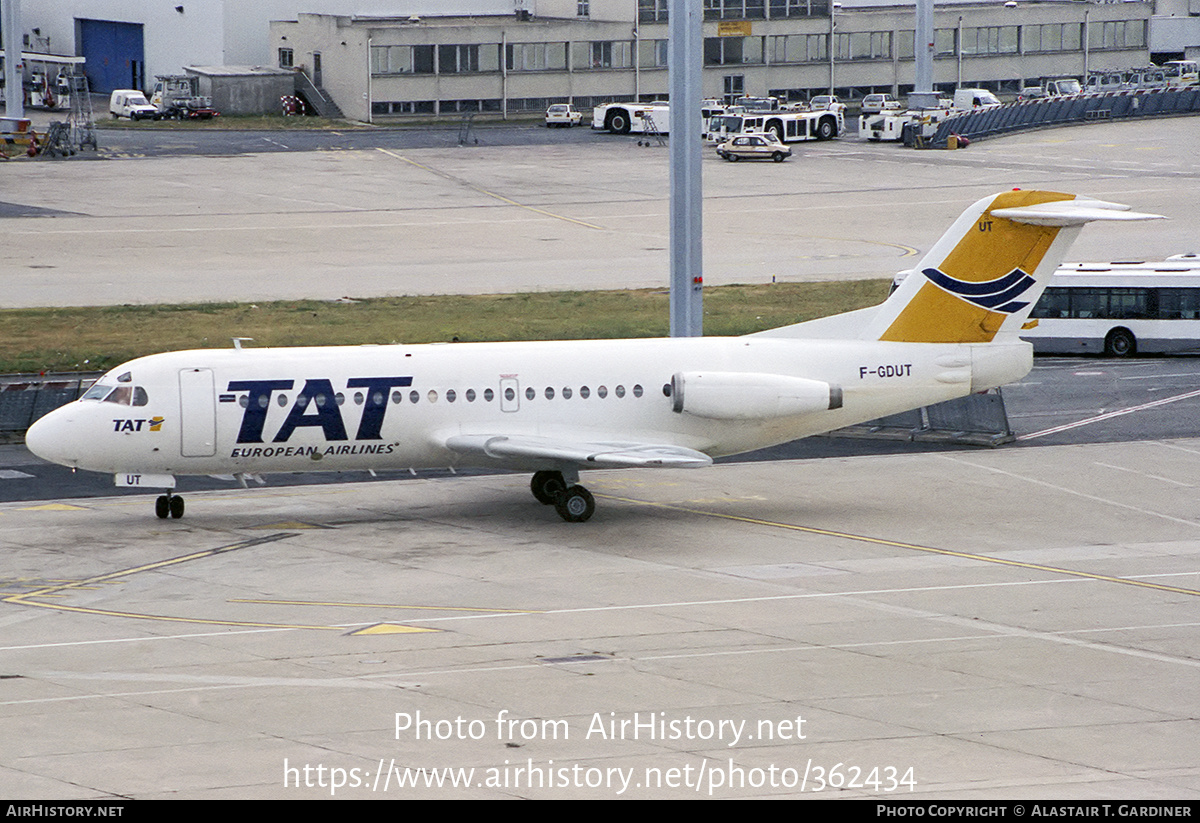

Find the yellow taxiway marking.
xmin=2 ymin=533 xmax=344 ymax=630
xmin=2 ymin=533 xmax=521 ymax=633
xmin=601 ymin=495 xmax=1200 ymax=598
xmin=375 ymin=147 xmax=605 ymax=230
xmin=19 ymin=503 xmax=90 ymax=511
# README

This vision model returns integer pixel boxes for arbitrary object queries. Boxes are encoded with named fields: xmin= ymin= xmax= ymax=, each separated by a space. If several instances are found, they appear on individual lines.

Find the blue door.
xmin=77 ymin=19 xmax=145 ymax=93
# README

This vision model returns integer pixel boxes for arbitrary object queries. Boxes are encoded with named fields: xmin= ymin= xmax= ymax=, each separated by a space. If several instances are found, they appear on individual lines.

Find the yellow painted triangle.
xmin=350 ymin=623 xmax=439 ymax=635
xmin=20 ymin=503 xmax=89 ymax=511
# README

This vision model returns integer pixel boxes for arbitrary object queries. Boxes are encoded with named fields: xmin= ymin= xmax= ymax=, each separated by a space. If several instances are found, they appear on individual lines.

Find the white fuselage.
xmin=26 ymin=335 xmax=1030 ymax=479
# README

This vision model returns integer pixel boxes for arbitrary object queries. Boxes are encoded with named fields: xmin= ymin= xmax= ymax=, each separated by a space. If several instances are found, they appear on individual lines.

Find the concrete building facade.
xmin=269 ymin=0 xmax=1155 ymax=122
xmin=8 ymin=1 xmax=514 ymax=94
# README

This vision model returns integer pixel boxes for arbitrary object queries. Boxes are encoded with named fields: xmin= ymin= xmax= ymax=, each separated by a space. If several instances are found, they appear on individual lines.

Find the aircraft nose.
xmin=25 ymin=407 xmax=77 ymax=467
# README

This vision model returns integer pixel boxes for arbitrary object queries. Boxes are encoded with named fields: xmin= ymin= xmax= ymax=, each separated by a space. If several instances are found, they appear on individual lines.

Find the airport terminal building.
xmin=270 ymin=0 xmax=1156 ymax=121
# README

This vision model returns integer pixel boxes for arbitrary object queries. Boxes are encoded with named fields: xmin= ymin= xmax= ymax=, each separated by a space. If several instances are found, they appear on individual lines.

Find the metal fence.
xmin=838 ymin=389 xmax=1014 ymax=446
xmin=932 ymin=86 xmax=1200 ymax=145
xmin=0 ymin=373 xmax=99 ymax=434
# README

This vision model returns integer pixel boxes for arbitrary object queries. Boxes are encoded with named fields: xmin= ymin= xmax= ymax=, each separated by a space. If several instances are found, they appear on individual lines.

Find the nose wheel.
xmin=530 ymin=470 xmax=595 ymax=522
xmin=155 ymin=493 xmax=185 ymax=519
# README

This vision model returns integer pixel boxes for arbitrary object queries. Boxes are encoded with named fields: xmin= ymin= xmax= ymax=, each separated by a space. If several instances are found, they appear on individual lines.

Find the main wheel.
xmin=607 ymin=111 xmax=630 ymax=134
xmin=155 ymin=495 xmax=169 ymax=519
xmin=1105 ymin=328 xmax=1136 ymax=357
xmin=169 ymin=495 xmax=185 ymax=519
xmin=531 ymin=471 xmax=567 ymax=505
xmin=554 ymin=486 xmax=595 ymax=523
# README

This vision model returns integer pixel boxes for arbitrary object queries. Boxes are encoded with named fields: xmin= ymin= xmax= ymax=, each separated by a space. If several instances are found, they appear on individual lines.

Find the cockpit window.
xmin=82 ymin=382 xmax=113 ymax=401
xmin=80 ymin=383 xmax=149 ymax=406
xmin=107 ymin=386 xmax=133 ymax=405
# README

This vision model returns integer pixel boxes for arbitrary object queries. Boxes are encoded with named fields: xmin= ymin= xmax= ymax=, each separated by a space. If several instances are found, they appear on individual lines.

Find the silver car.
xmin=715 ymin=133 xmax=792 ymax=162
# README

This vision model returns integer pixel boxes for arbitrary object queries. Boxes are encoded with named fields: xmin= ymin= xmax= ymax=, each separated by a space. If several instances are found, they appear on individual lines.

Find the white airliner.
xmin=25 ymin=191 xmax=1161 ymax=522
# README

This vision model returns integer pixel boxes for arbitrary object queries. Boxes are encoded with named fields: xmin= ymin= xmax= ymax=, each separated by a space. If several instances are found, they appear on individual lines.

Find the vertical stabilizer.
xmin=864 ymin=190 xmax=1161 ymax=343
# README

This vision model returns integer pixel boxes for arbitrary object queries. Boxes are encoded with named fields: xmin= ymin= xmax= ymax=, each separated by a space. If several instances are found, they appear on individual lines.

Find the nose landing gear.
xmin=155 ymin=492 xmax=185 ymax=519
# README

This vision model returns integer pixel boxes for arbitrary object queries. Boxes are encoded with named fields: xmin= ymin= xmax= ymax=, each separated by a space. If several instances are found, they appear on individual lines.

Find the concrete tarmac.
xmin=2 ymin=118 xmax=1200 ymax=799
xmin=2 ymin=439 xmax=1199 ymax=798
xmin=1 ymin=118 xmax=1197 ymax=307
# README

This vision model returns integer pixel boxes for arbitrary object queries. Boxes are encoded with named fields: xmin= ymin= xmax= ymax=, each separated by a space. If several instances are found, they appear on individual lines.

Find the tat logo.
xmin=113 ymin=416 xmax=164 ymax=432
xmin=227 ymin=377 xmax=413 ymax=444
xmin=921 ymin=266 xmax=1036 ymax=314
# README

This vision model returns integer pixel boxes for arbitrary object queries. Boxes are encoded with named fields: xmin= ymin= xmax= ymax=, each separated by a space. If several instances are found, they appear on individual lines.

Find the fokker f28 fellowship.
xmin=26 ymin=191 xmax=1161 ymax=522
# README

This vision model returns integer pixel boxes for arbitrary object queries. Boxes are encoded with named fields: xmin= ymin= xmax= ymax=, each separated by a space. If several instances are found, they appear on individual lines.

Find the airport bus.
xmin=1022 ymin=255 xmax=1200 ymax=355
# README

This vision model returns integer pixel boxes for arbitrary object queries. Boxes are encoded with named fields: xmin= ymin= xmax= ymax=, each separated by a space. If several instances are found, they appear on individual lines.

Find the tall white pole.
xmin=909 ymin=0 xmax=938 ymax=108
xmin=2 ymin=0 xmax=24 ymax=118
xmin=668 ymin=0 xmax=702 ymax=337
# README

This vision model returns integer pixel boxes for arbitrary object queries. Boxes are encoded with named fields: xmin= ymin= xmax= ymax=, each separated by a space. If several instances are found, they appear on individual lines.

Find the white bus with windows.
xmin=1023 ymin=256 xmax=1200 ymax=355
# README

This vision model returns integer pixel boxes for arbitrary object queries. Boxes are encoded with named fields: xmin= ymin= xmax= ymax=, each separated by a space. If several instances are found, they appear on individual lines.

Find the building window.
xmin=372 ymin=44 xmax=434 ymax=75
xmin=574 ymin=41 xmax=631 ymax=70
xmin=961 ymin=26 xmax=1018 ymax=56
xmin=578 ymin=0 xmax=589 ymax=16
xmin=768 ymin=0 xmax=828 ymax=17
xmin=935 ymin=28 xmax=957 ymax=57
xmin=1089 ymin=19 xmax=1145 ymax=51
xmin=278 ymin=48 xmax=293 ymax=68
xmin=638 ymin=39 xmax=669 ymax=68
xmin=506 ymin=42 xmax=567 ymax=71
xmin=440 ymin=44 xmax=479 ymax=73
xmin=770 ymin=33 xmax=827 ymax=63
xmin=1025 ymin=23 xmax=1081 ymax=53
xmin=591 ymin=41 xmax=613 ymax=68
xmin=639 ymin=0 xmax=668 ymax=23
xmin=705 ymin=0 xmax=766 ymax=20
xmin=835 ymin=31 xmax=892 ymax=61
xmin=373 ymin=101 xmax=436 ymax=115
xmin=704 ymin=36 xmax=764 ymax=65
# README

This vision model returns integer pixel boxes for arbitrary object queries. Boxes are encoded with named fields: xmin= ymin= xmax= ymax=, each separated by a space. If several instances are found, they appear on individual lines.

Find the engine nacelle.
xmin=671 ymin=372 xmax=842 ymax=420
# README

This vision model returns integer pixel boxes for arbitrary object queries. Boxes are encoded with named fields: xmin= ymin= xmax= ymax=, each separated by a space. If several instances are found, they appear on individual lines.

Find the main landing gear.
xmin=155 ymin=491 xmax=185 ymax=519
xmin=531 ymin=470 xmax=595 ymax=523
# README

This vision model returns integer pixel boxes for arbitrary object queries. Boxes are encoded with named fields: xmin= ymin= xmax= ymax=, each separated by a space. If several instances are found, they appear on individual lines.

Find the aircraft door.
xmin=179 ymin=368 xmax=217 ymax=457
xmin=499 ymin=377 xmax=520 ymax=412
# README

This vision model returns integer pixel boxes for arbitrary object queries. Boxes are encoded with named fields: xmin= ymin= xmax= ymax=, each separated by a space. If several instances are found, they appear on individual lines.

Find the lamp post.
xmin=828 ymin=1 xmax=841 ymax=96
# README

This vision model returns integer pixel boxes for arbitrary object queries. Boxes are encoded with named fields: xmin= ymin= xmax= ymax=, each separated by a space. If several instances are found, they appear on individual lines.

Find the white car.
xmin=545 ymin=104 xmax=583 ymax=128
xmin=860 ymin=93 xmax=900 ymax=114
xmin=810 ymin=95 xmax=845 ymax=112
xmin=715 ymin=133 xmax=792 ymax=162
xmin=109 ymin=89 xmax=158 ymax=121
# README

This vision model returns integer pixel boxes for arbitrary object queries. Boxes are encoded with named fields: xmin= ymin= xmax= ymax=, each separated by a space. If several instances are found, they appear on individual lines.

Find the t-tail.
xmin=758 ymin=190 xmax=1163 ymax=343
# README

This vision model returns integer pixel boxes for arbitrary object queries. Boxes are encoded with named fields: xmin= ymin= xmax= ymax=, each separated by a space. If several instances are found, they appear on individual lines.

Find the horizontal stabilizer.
xmin=991 ymin=198 xmax=1164 ymax=227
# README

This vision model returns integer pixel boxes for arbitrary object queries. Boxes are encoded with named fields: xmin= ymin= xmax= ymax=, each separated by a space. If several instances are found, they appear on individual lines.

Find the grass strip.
xmin=0 ymin=280 xmax=890 ymax=374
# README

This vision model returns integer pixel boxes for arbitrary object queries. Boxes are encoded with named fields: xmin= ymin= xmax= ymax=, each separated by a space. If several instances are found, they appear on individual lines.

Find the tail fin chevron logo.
xmin=921 ymin=266 xmax=1036 ymax=314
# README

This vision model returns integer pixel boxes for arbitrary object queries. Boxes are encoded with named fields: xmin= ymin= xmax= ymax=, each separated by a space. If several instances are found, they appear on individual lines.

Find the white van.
xmin=109 ymin=90 xmax=158 ymax=120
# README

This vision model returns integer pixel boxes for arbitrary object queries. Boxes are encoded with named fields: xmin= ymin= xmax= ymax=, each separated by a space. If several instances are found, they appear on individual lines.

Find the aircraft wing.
xmin=443 ymin=434 xmax=713 ymax=469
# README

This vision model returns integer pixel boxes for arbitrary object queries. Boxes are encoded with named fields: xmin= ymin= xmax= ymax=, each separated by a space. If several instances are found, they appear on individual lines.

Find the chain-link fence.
xmin=0 ymin=373 xmax=100 ymax=435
